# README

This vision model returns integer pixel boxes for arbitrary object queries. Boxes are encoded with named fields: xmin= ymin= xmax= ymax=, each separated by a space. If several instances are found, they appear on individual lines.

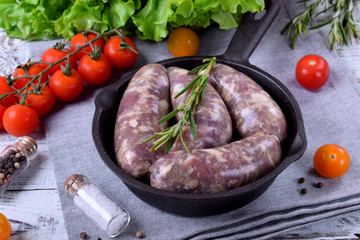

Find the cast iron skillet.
xmin=92 ymin=0 xmax=307 ymax=216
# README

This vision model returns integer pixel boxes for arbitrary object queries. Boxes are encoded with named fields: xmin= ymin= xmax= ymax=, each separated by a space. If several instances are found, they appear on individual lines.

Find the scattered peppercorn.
xmin=80 ymin=232 xmax=88 ymax=239
xmin=298 ymin=177 xmax=305 ymax=183
xmin=136 ymin=231 xmax=144 ymax=238
xmin=97 ymin=238 xmax=102 ymax=240
xmin=316 ymin=182 xmax=323 ymax=188
xmin=301 ymin=188 xmax=307 ymax=194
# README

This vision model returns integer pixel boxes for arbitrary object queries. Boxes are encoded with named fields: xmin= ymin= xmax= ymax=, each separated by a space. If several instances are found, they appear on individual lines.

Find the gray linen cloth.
xmin=14 ymin=1 xmax=360 ymax=239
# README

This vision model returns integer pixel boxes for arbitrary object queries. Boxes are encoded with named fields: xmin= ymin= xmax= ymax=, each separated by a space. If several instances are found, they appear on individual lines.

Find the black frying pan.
xmin=92 ymin=0 xmax=307 ymax=216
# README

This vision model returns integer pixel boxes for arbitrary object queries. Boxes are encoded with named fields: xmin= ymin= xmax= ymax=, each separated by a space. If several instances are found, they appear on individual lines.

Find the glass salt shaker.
xmin=0 ymin=136 xmax=38 ymax=194
xmin=64 ymin=174 xmax=130 ymax=237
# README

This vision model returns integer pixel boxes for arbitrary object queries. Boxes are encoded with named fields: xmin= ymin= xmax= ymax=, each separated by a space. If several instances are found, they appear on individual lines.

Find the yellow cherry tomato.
xmin=168 ymin=27 xmax=200 ymax=57
xmin=0 ymin=213 xmax=11 ymax=240
xmin=313 ymin=144 xmax=350 ymax=178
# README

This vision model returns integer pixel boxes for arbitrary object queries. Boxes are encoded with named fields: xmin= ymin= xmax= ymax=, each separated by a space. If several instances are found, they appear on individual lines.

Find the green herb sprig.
xmin=143 ymin=57 xmax=217 ymax=154
xmin=282 ymin=0 xmax=360 ymax=50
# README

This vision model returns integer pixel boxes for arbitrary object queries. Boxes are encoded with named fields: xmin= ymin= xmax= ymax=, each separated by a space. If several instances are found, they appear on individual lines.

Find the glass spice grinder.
xmin=0 ymin=136 xmax=38 ymax=194
xmin=64 ymin=174 xmax=130 ymax=237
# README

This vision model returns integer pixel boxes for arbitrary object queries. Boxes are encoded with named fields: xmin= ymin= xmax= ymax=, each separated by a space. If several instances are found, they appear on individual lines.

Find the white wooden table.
xmin=1 ymin=3 xmax=360 ymax=239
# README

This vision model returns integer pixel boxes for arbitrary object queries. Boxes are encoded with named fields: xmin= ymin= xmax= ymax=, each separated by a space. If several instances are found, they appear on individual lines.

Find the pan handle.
xmin=220 ymin=0 xmax=281 ymax=63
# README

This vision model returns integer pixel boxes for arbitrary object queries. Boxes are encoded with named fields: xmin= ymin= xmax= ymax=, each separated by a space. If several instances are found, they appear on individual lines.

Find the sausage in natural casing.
xmin=114 ymin=64 xmax=170 ymax=178
xmin=209 ymin=63 xmax=287 ymax=142
xmin=149 ymin=132 xmax=282 ymax=193
xmin=168 ymin=67 xmax=232 ymax=152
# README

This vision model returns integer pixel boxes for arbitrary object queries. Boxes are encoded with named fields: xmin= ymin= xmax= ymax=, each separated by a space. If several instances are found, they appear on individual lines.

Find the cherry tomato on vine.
xmin=12 ymin=63 xmax=49 ymax=90
xmin=23 ymin=85 xmax=55 ymax=116
xmin=295 ymin=55 xmax=329 ymax=90
xmin=0 ymin=213 xmax=11 ymax=240
xmin=78 ymin=52 xmax=111 ymax=85
xmin=70 ymin=32 xmax=105 ymax=59
xmin=0 ymin=76 xmax=18 ymax=107
xmin=49 ymin=68 xmax=84 ymax=102
xmin=104 ymin=36 xmax=138 ymax=69
xmin=0 ymin=105 xmax=6 ymax=129
xmin=313 ymin=144 xmax=350 ymax=178
xmin=41 ymin=47 xmax=77 ymax=76
xmin=3 ymin=104 xmax=39 ymax=137
xmin=168 ymin=27 xmax=200 ymax=57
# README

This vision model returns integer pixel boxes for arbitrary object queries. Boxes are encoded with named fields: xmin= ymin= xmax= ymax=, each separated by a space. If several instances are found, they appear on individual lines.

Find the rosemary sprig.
xmin=282 ymin=0 xmax=360 ymax=50
xmin=143 ymin=57 xmax=217 ymax=154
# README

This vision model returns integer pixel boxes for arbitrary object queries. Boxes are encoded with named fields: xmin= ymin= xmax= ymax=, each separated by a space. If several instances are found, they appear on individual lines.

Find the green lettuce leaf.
xmin=54 ymin=0 xmax=110 ymax=40
xmin=132 ymin=0 xmax=264 ymax=41
xmin=0 ymin=0 xmax=68 ymax=40
xmin=0 ymin=0 xmax=265 ymax=41
xmin=103 ymin=0 xmax=136 ymax=30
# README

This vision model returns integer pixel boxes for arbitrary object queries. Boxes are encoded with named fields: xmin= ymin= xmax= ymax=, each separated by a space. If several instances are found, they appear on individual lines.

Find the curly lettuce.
xmin=0 ymin=0 xmax=68 ymax=40
xmin=0 ymin=0 xmax=264 ymax=41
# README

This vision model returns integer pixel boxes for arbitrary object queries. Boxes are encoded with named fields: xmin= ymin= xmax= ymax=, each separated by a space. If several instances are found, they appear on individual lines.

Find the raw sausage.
xmin=114 ymin=64 xmax=170 ymax=178
xmin=209 ymin=63 xmax=287 ymax=142
xmin=168 ymin=67 xmax=232 ymax=152
xmin=149 ymin=132 xmax=281 ymax=193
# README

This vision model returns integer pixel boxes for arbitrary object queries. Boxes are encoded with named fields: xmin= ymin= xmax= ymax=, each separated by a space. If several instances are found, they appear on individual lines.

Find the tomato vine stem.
xmin=0 ymin=28 xmax=130 ymax=104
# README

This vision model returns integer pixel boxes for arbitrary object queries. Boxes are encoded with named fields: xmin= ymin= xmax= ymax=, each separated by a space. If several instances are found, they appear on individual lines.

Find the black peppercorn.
xmin=136 ymin=231 xmax=144 ymax=238
xmin=298 ymin=177 xmax=305 ymax=183
xmin=7 ymin=149 xmax=16 ymax=155
xmin=301 ymin=188 xmax=307 ymax=194
xmin=316 ymin=182 xmax=323 ymax=188
xmin=6 ymin=162 xmax=13 ymax=169
xmin=80 ymin=232 xmax=88 ymax=239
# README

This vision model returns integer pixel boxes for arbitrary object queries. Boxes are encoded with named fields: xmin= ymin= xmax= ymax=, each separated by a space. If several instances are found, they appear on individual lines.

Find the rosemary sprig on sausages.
xmin=143 ymin=57 xmax=216 ymax=154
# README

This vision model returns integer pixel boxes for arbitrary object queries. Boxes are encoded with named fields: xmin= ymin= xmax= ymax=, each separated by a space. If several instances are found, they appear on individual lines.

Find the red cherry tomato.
xmin=12 ymin=63 xmax=49 ymax=90
xmin=104 ymin=36 xmax=137 ymax=69
xmin=41 ymin=47 xmax=77 ymax=76
xmin=3 ymin=104 xmax=39 ymax=137
xmin=0 ymin=76 xmax=18 ymax=107
xmin=78 ymin=53 xmax=111 ymax=85
xmin=0 ymin=213 xmax=11 ymax=240
xmin=0 ymin=105 xmax=6 ymax=129
xmin=295 ymin=55 xmax=329 ymax=90
xmin=70 ymin=32 xmax=105 ymax=59
xmin=23 ymin=85 xmax=55 ymax=116
xmin=313 ymin=144 xmax=351 ymax=178
xmin=168 ymin=27 xmax=200 ymax=57
xmin=49 ymin=68 xmax=84 ymax=102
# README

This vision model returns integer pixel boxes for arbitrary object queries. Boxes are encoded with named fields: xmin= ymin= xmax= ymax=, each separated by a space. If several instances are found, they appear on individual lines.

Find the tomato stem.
xmin=0 ymin=28 xmax=126 ymax=102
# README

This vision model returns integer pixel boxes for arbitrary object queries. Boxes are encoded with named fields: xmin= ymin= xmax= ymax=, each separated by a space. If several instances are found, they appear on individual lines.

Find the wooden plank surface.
xmin=0 ymin=124 xmax=68 ymax=240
